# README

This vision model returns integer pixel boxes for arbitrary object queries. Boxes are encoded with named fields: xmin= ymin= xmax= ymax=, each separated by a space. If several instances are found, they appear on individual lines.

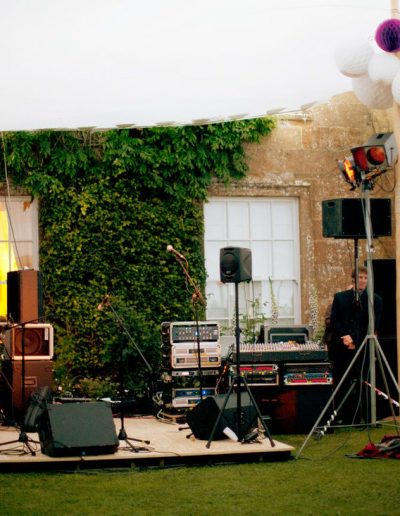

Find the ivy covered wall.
xmin=2 ymin=120 xmax=274 ymax=396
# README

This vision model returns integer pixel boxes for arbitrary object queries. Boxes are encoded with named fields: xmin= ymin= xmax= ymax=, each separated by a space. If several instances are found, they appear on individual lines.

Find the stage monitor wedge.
xmin=322 ymin=198 xmax=391 ymax=238
xmin=38 ymin=402 xmax=119 ymax=457
xmin=186 ymin=392 xmax=257 ymax=440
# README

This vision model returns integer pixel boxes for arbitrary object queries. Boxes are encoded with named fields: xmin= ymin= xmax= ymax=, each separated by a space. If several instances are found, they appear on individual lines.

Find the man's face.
xmin=356 ymin=272 xmax=368 ymax=291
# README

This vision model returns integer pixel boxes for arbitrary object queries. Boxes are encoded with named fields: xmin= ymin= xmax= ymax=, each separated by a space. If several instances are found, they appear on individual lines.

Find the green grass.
xmin=0 ymin=427 xmax=399 ymax=515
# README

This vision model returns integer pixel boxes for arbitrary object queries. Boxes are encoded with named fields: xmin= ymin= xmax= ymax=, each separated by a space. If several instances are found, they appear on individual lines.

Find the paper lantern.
xmin=368 ymin=53 xmax=400 ymax=84
xmin=391 ymin=69 xmax=400 ymax=104
xmin=334 ymin=39 xmax=373 ymax=77
xmin=352 ymin=75 xmax=393 ymax=109
xmin=375 ymin=19 xmax=400 ymax=52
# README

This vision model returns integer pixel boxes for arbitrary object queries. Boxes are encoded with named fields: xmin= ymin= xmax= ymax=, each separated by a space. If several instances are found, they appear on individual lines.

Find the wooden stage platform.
xmin=0 ymin=415 xmax=293 ymax=471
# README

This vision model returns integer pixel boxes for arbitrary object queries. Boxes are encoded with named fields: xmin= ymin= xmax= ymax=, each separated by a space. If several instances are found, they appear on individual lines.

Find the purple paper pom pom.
xmin=375 ymin=18 xmax=400 ymax=52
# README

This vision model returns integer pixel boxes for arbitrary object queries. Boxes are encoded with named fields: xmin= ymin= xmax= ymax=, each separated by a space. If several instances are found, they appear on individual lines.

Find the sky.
xmin=0 ymin=0 xmax=390 ymax=130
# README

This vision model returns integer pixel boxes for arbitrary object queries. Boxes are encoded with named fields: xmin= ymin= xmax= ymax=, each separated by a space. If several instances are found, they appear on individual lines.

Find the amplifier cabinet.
xmin=4 ymin=323 xmax=54 ymax=360
xmin=1 ymin=359 xmax=53 ymax=416
xmin=7 ymin=269 xmax=43 ymax=323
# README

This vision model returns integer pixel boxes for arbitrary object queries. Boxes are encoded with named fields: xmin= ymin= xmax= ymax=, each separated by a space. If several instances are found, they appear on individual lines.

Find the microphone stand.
xmin=99 ymin=296 xmax=152 ymax=452
xmin=168 ymin=249 xmax=206 ymax=401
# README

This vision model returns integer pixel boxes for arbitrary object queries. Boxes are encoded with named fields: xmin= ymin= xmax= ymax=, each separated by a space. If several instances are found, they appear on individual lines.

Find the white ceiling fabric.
xmin=0 ymin=0 xmax=388 ymax=131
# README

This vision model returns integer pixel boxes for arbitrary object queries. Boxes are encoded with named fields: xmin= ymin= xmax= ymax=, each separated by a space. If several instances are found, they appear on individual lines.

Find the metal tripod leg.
xmin=206 ymin=375 xmax=275 ymax=448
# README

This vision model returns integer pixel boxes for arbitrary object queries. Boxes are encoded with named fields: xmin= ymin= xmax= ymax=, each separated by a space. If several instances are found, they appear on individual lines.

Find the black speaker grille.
xmin=322 ymin=198 xmax=391 ymax=238
xmin=38 ymin=402 xmax=119 ymax=457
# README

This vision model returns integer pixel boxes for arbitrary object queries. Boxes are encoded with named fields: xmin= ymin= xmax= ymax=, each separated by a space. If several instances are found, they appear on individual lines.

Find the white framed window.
xmin=0 ymin=197 xmax=39 ymax=317
xmin=204 ymin=197 xmax=301 ymax=331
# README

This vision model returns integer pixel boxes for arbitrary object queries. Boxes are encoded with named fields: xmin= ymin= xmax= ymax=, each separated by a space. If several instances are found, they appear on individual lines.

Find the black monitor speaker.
xmin=322 ymin=198 xmax=391 ymax=238
xmin=38 ymin=402 xmax=119 ymax=457
xmin=186 ymin=392 xmax=257 ymax=440
xmin=220 ymin=247 xmax=252 ymax=283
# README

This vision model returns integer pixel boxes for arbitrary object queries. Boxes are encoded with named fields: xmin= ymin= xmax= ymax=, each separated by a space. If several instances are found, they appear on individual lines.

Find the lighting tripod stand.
xmin=297 ymin=180 xmax=400 ymax=459
xmin=98 ymin=295 xmax=152 ymax=452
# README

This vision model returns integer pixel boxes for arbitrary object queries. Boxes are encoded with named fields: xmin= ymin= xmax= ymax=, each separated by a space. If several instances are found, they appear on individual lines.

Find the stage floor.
xmin=0 ymin=415 xmax=293 ymax=471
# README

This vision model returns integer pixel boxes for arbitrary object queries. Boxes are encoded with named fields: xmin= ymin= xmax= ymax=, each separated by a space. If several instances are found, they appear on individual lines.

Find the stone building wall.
xmin=208 ymin=92 xmax=395 ymax=330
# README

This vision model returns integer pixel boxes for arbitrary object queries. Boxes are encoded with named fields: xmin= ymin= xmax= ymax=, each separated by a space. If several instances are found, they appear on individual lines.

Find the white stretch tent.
xmin=0 ymin=0 xmax=387 ymax=131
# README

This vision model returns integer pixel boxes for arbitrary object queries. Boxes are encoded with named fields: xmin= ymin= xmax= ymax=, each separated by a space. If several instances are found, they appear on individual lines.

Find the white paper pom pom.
xmin=368 ymin=53 xmax=400 ymax=84
xmin=335 ymin=38 xmax=373 ymax=78
xmin=352 ymin=75 xmax=393 ymax=109
xmin=391 ymin=69 xmax=400 ymax=104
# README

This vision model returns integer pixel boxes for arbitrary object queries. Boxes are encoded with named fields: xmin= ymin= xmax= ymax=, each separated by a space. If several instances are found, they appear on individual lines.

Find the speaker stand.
xmin=0 ymin=322 xmax=39 ymax=456
xmin=206 ymin=282 xmax=275 ymax=448
xmin=297 ymin=182 xmax=400 ymax=458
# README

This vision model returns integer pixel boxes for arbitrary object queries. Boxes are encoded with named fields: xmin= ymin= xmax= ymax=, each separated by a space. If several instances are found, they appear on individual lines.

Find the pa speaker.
xmin=7 ymin=270 xmax=43 ymax=323
xmin=4 ymin=323 xmax=54 ymax=360
xmin=38 ymin=402 xmax=119 ymax=457
xmin=186 ymin=392 xmax=257 ymax=440
xmin=322 ymin=198 xmax=391 ymax=238
xmin=371 ymin=259 xmax=396 ymax=337
xmin=220 ymin=247 xmax=252 ymax=283
xmin=1 ymin=360 xmax=53 ymax=417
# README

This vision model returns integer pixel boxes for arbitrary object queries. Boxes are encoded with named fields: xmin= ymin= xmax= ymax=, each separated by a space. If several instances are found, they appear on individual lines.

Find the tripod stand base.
xmin=0 ymin=430 xmax=39 ymax=456
xmin=118 ymin=426 xmax=152 ymax=453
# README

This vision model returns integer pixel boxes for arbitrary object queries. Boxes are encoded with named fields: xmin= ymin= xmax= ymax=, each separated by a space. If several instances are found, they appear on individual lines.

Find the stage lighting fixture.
xmin=338 ymin=157 xmax=360 ymax=189
xmin=350 ymin=132 xmax=397 ymax=172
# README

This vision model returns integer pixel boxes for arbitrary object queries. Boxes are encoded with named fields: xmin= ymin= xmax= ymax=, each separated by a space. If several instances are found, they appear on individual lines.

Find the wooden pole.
xmin=391 ymin=0 xmax=400 ymax=391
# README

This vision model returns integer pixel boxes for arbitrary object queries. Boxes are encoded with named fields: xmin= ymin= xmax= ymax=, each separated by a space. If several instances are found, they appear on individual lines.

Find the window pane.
xmin=7 ymin=200 xmax=35 ymax=241
xmin=227 ymin=202 xmax=249 ymax=240
xmin=206 ymin=281 xmax=229 ymax=320
xmin=204 ymin=197 xmax=300 ymax=328
xmin=272 ymin=201 xmax=295 ymax=240
xmin=204 ymin=202 xmax=226 ymax=240
xmin=250 ymin=203 xmax=271 ymax=240
xmin=273 ymin=241 xmax=295 ymax=277
xmin=0 ymin=197 xmax=39 ymax=319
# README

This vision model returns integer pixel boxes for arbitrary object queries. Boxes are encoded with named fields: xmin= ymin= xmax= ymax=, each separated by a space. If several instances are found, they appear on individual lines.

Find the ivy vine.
xmin=1 ymin=119 xmax=275 ymax=396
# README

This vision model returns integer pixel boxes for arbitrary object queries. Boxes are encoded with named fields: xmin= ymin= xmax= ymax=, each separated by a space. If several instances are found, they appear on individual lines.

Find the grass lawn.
xmin=0 ymin=426 xmax=399 ymax=515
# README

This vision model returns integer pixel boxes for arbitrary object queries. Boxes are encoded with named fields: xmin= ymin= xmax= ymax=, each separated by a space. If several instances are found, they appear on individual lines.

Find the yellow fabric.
xmin=0 ymin=203 xmax=18 ymax=318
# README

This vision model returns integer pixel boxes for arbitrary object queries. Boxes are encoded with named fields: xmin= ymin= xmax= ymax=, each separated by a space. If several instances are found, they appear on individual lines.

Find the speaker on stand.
xmin=196 ymin=247 xmax=274 ymax=448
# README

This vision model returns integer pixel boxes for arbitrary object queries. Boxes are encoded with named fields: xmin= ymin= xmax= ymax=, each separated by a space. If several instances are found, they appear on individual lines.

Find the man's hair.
xmin=352 ymin=266 xmax=368 ymax=279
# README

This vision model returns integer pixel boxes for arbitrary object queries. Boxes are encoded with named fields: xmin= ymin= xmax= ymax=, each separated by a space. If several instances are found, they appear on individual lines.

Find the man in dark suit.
xmin=329 ymin=266 xmax=383 ymax=424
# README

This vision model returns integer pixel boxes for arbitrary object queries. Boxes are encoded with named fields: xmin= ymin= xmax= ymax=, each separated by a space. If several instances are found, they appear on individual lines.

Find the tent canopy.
xmin=0 ymin=0 xmax=387 ymax=131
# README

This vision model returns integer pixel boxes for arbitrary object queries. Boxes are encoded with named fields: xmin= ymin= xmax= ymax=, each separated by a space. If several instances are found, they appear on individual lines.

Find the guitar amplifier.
xmin=3 ymin=323 xmax=54 ymax=360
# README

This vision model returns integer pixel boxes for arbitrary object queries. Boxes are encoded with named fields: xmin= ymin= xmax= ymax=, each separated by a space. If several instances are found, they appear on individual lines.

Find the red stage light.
xmin=366 ymin=146 xmax=386 ymax=166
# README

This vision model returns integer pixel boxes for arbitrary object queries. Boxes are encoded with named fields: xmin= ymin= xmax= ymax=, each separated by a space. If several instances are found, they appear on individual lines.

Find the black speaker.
xmin=372 ymin=259 xmax=396 ymax=337
xmin=220 ymin=247 xmax=252 ymax=283
xmin=38 ymin=402 xmax=119 ymax=457
xmin=186 ymin=392 xmax=257 ymax=440
xmin=322 ymin=198 xmax=391 ymax=238
xmin=7 ymin=270 xmax=43 ymax=323
xmin=24 ymin=386 xmax=53 ymax=432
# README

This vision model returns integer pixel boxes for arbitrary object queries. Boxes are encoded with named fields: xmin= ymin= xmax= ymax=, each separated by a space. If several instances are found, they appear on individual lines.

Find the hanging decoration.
xmin=335 ymin=18 xmax=400 ymax=110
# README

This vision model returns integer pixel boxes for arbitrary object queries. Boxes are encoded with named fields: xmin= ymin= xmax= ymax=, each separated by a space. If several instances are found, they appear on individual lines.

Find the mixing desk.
xmin=232 ymin=341 xmax=328 ymax=362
